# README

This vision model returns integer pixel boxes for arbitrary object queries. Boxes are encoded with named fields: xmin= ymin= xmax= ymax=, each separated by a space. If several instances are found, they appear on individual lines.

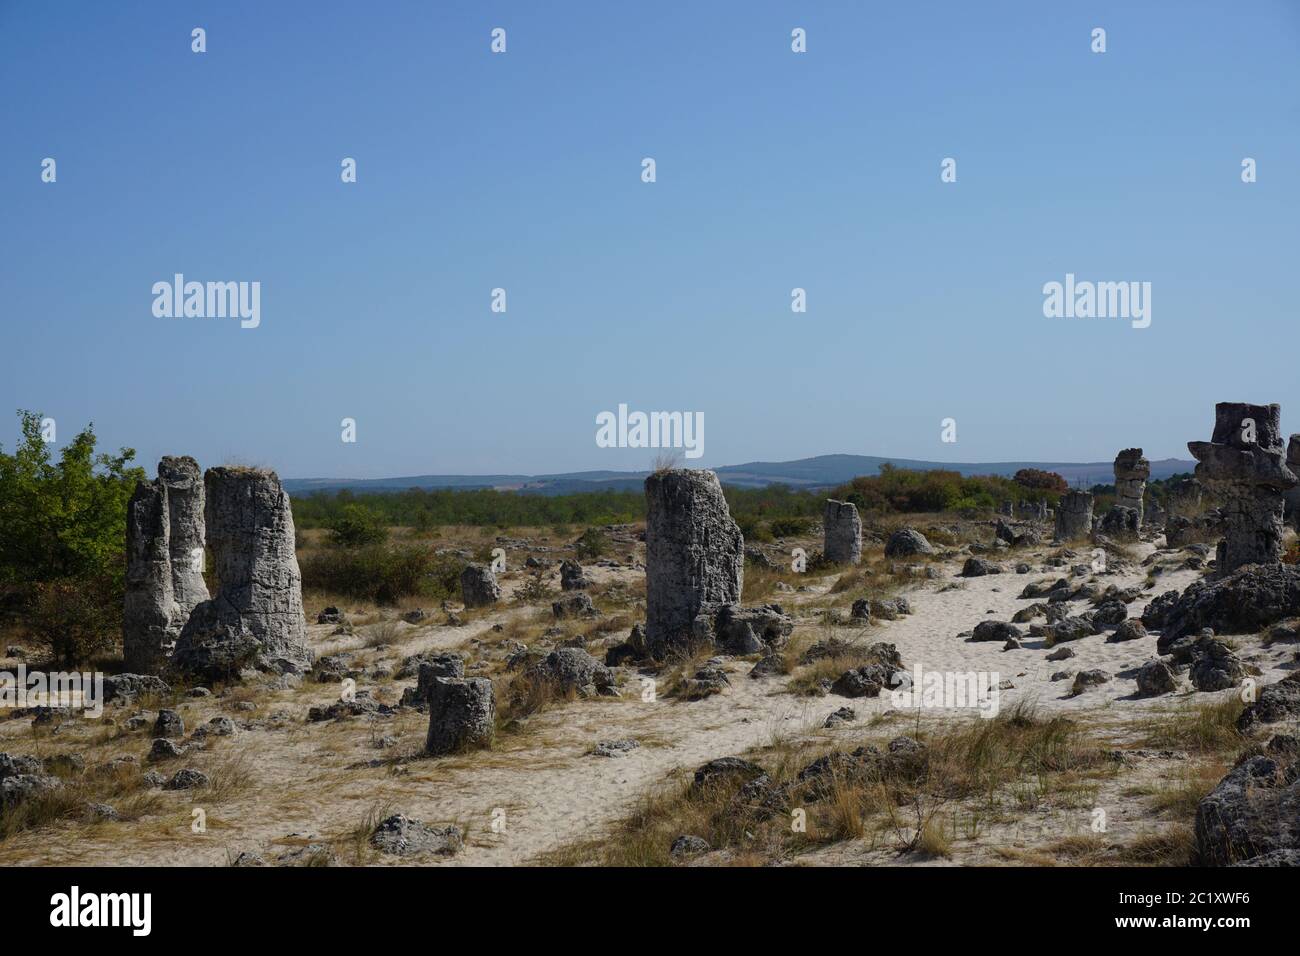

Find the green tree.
xmin=0 ymin=410 xmax=143 ymax=585
xmin=326 ymin=503 xmax=388 ymax=547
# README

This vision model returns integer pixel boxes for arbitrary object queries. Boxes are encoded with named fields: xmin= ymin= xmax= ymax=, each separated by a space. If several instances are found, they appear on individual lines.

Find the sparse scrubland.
xmin=1 ymin=413 xmax=1296 ymax=868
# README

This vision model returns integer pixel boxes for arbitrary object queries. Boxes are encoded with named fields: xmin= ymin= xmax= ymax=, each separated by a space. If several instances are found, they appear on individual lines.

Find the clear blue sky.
xmin=2 ymin=1 xmax=1298 ymax=479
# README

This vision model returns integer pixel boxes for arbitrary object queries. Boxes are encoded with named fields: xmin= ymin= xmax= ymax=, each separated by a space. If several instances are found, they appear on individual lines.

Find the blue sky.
xmin=2 ymin=1 xmax=1298 ymax=479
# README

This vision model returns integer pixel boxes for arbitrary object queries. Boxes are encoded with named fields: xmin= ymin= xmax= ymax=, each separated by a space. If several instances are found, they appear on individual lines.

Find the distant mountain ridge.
xmin=282 ymin=453 xmax=1196 ymax=497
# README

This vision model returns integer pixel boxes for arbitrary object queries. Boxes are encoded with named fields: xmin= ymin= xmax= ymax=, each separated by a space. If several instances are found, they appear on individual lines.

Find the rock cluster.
xmin=822 ymin=499 xmax=862 ymax=565
xmin=1188 ymin=402 xmax=1297 ymax=574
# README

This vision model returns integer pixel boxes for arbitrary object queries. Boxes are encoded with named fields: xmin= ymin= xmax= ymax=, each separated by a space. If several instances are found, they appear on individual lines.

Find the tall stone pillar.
xmin=644 ymin=470 xmax=743 ymax=659
xmin=1113 ymin=448 xmax=1150 ymax=524
xmin=123 ymin=481 xmax=175 ymax=673
xmin=158 ymin=456 xmax=209 ymax=620
xmin=1188 ymin=403 xmax=1297 ymax=574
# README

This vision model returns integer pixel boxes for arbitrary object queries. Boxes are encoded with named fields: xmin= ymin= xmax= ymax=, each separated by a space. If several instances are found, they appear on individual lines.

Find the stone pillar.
xmin=823 ymin=499 xmax=862 ymax=565
xmin=1188 ymin=402 xmax=1297 ymax=574
xmin=1113 ymin=448 xmax=1150 ymax=524
xmin=1054 ymin=490 xmax=1094 ymax=541
xmin=644 ymin=469 xmax=743 ymax=659
xmin=158 ymin=456 xmax=209 ymax=620
xmin=174 ymin=467 xmax=312 ymax=677
xmin=1285 ymin=436 xmax=1300 ymax=529
xmin=123 ymin=481 xmax=175 ymax=673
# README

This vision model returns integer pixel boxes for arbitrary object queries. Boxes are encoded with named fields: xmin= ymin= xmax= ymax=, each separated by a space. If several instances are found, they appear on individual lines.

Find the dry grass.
xmin=540 ymin=702 xmax=1111 ymax=866
xmin=1135 ymin=697 xmax=1246 ymax=755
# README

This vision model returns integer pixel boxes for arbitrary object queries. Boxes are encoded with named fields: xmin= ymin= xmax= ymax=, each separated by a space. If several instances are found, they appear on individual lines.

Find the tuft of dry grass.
xmin=1136 ymin=698 xmax=1246 ymax=755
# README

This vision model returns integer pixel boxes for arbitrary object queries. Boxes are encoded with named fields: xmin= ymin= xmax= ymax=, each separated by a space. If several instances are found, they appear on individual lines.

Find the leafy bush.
xmin=769 ymin=517 xmax=812 ymax=538
xmin=299 ymin=544 xmax=464 ymax=605
xmin=24 ymin=575 xmax=121 ymax=667
xmin=326 ymin=504 xmax=387 ymax=547
xmin=573 ymin=528 xmax=608 ymax=560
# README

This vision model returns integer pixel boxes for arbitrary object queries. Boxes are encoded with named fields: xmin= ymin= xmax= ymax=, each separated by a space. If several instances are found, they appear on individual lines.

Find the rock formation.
xmin=123 ymin=457 xmax=211 ymax=673
xmin=460 ymin=565 xmax=501 ymax=608
xmin=822 ymin=499 xmax=862 ymax=565
xmin=1188 ymin=402 xmax=1297 ymax=574
xmin=424 ymin=677 xmax=495 ymax=755
xmin=1286 ymin=436 xmax=1300 ymax=528
xmin=1053 ymin=490 xmax=1093 ymax=541
xmin=644 ymin=469 xmax=743 ymax=658
xmin=123 ymin=480 xmax=176 ymax=673
xmin=158 ymin=456 xmax=209 ymax=619
xmin=172 ymin=467 xmax=312 ymax=680
xmin=1113 ymin=448 xmax=1149 ymax=523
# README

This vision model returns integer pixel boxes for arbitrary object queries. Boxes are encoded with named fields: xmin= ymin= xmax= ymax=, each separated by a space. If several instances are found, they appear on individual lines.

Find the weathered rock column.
xmin=1188 ymin=402 xmax=1297 ymax=574
xmin=1285 ymin=436 xmax=1300 ymax=529
xmin=174 ymin=467 xmax=312 ymax=678
xmin=1054 ymin=490 xmax=1094 ymax=541
xmin=158 ymin=456 xmax=209 ymax=621
xmin=123 ymin=481 xmax=175 ymax=673
xmin=1113 ymin=448 xmax=1150 ymax=524
xmin=823 ymin=499 xmax=862 ymax=565
xmin=644 ymin=469 xmax=743 ymax=659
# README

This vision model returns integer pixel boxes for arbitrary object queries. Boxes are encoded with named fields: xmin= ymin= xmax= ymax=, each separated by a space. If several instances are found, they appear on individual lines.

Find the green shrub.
xmin=326 ymin=504 xmax=387 ymax=547
xmin=769 ymin=517 xmax=811 ymax=538
xmin=299 ymin=544 xmax=463 ymax=605
xmin=573 ymin=528 xmax=608 ymax=561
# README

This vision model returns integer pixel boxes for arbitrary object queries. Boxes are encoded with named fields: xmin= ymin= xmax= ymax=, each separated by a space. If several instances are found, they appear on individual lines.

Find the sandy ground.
xmin=1 ymin=532 xmax=1294 ymax=867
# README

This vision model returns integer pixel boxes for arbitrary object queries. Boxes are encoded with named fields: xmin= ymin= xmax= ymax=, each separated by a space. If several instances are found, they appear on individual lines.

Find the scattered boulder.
xmin=369 ymin=814 xmax=463 ymax=857
xmin=884 ymin=529 xmax=933 ymax=558
xmin=713 ymin=603 xmax=793 ymax=654
xmin=1108 ymin=620 xmax=1148 ymax=643
xmin=1070 ymin=669 xmax=1110 ymax=695
xmin=670 ymin=835 xmax=711 ymax=858
xmin=1194 ymin=755 xmax=1300 ymax=865
xmin=153 ymin=709 xmax=184 ymax=738
xmin=552 ymin=592 xmax=599 ymax=619
xmin=1189 ymin=638 xmax=1246 ymax=692
xmin=971 ymin=621 xmax=1021 ymax=643
xmin=164 ymin=768 xmax=209 ymax=790
xmin=525 ymin=647 xmax=617 ymax=697
xmin=1237 ymin=675 xmax=1300 ymax=731
xmin=460 ymin=565 xmax=501 ymax=608
xmin=1136 ymin=660 xmax=1177 ymax=697
xmin=559 ymin=560 xmax=592 ymax=591
xmin=1159 ymin=564 xmax=1300 ymax=647
xmin=961 ymin=557 xmax=1002 ymax=577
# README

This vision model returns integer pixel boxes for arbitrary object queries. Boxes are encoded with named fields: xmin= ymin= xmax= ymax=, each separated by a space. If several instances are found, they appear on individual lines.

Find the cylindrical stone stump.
xmin=425 ymin=677 xmax=495 ymax=755
xmin=1054 ymin=490 xmax=1094 ymax=541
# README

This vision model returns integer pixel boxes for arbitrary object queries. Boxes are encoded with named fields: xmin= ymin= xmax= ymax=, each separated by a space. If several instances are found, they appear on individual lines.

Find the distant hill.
xmin=282 ymin=454 xmax=1196 ymax=497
